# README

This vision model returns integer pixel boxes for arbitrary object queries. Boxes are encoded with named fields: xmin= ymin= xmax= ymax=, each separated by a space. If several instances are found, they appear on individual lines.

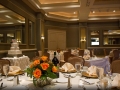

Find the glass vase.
xmin=36 ymin=77 xmax=52 ymax=87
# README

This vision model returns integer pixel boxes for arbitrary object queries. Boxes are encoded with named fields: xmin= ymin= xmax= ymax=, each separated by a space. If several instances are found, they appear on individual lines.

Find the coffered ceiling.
xmin=22 ymin=0 xmax=120 ymax=22
xmin=0 ymin=4 xmax=25 ymax=26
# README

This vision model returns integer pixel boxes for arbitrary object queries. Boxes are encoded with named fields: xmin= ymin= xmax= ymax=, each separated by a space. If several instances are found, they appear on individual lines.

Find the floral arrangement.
xmin=26 ymin=56 xmax=58 ymax=86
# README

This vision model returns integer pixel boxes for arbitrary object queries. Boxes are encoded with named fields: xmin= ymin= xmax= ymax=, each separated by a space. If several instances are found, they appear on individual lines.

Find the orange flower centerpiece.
xmin=26 ymin=56 xmax=58 ymax=87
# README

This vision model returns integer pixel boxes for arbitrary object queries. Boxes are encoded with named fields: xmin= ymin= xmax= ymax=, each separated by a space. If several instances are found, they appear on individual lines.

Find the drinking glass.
xmin=100 ymin=79 xmax=108 ymax=90
xmin=75 ymin=62 xmax=81 ymax=75
xmin=3 ymin=64 xmax=9 ymax=78
xmin=106 ymin=67 xmax=111 ymax=79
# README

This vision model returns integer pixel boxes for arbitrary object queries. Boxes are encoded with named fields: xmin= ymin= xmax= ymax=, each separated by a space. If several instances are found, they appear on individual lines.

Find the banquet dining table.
xmin=2 ymin=56 xmax=30 ymax=71
xmin=1 ymin=72 xmax=118 ymax=90
xmin=85 ymin=56 xmax=110 ymax=74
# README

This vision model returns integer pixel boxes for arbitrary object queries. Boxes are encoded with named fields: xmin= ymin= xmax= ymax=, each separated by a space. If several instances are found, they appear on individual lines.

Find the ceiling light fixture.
xmin=93 ymin=11 xmax=95 ymax=13
xmin=113 ymin=10 xmax=115 ymax=12
xmin=5 ymin=15 xmax=12 ymax=19
xmin=31 ymin=0 xmax=40 ymax=9
xmin=45 ymin=13 xmax=47 ymax=16
xmin=4 ymin=22 xmax=14 ymax=24
xmin=0 ymin=10 xmax=10 ymax=13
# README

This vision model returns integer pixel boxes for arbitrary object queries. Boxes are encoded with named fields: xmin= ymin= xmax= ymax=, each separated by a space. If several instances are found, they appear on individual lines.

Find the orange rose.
xmin=33 ymin=68 xmax=42 ymax=79
xmin=41 ymin=56 xmax=48 ymax=61
xmin=33 ymin=59 xmax=40 ymax=66
xmin=52 ymin=66 xmax=58 ymax=73
xmin=40 ymin=63 xmax=49 ymax=70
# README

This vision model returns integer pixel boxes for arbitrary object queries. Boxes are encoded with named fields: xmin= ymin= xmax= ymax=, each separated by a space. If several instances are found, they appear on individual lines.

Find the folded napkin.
xmin=112 ymin=74 xmax=120 ymax=87
xmin=9 ymin=66 xmax=21 ymax=75
xmin=61 ymin=62 xmax=76 ymax=72
xmin=87 ymin=66 xmax=104 ymax=77
xmin=87 ymin=66 xmax=97 ymax=76
xmin=97 ymin=67 xmax=104 ymax=79
xmin=83 ymin=54 xmax=90 ymax=60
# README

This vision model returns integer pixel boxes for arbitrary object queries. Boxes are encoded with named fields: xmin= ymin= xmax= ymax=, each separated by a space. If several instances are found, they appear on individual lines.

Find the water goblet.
xmin=100 ymin=79 xmax=108 ymax=90
xmin=3 ymin=64 xmax=9 ymax=79
xmin=106 ymin=68 xmax=112 ymax=80
xmin=75 ymin=62 xmax=81 ymax=75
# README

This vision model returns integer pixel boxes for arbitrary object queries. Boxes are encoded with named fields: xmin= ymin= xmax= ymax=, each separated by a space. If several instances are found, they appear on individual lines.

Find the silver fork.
xmin=96 ymin=82 xmax=100 ymax=90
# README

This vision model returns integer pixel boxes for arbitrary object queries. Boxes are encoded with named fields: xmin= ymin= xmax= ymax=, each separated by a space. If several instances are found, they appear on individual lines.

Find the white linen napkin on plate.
xmin=87 ymin=66 xmax=97 ymax=75
xmin=9 ymin=66 xmax=21 ymax=75
xmin=61 ymin=62 xmax=76 ymax=72
xmin=112 ymin=74 xmax=120 ymax=87
xmin=97 ymin=67 xmax=104 ymax=79
xmin=87 ymin=66 xmax=104 ymax=77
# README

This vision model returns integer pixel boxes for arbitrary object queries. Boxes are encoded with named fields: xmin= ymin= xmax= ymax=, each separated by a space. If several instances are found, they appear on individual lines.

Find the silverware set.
xmin=79 ymin=79 xmax=94 ymax=85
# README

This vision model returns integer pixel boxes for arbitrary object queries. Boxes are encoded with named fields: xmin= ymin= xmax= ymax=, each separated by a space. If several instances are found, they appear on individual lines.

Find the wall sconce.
xmin=17 ymin=39 xmax=21 ymax=43
xmin=41 ymin=36 xmax=45 ymax=42
xmin=81 ymin=37 xmax=86 ymax=42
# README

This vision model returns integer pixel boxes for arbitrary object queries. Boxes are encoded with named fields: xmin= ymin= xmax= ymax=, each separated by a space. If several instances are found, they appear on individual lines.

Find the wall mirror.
xmin=90 ymin=30 xmax=99 ymax=45
xmin=0 ymin=4 xmax=25 ymax=44
xmin=103 ymin=30 xmax=120 ymax=45
xmin=29 ymin=20 xmax=35 ymax=44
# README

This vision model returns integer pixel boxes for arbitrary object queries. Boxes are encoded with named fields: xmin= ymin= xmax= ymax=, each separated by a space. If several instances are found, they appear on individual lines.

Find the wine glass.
xmin=75 ymin=62 xmax=81 ymax=75
xmin=3 ymin=64 xmax=9 ymax=78
xmin=100 ymin=79 xmax=108 ymax=90
xmin=106 ymin=67 xmax=111 ymax=79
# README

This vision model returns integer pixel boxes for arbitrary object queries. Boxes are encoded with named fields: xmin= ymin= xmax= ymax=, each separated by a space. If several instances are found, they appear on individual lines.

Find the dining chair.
xmin=103 ymin=49 xmax=107 ymax=56
xmin=111 ymin=60 xmax=120 ymax=73
xmin=78 ymin=49 xmax=84 ymax=57
xmin=63 ymin=51 xmax=71 ymax=62
xmin=112 ymin=49 xmax=120 ymax=61
xmin=89 ymin=49 xmax=96 ymax=57
xmin=67 ymin=56 xmax=85 ymax=67
xmin=0 ymin=59 xmax=10 ymax=75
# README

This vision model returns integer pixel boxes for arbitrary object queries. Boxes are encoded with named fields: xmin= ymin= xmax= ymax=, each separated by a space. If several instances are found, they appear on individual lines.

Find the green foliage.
xmin=25 ymin=58 xmax=58 ymax=86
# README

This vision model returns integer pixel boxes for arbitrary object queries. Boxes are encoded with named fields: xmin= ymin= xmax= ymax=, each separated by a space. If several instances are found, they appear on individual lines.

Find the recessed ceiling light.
xmin=92 ymin=11 xmax=95 ymax=13
xmin=4 ymin=22 xmax=14 ymax=24
xmin=74 ymin=12 xmax=76 ymax=14
xmin=5 ymin=15 xmax=12 ymax=19
xmin=45 ymin=13 xmax=47 ymax=16
xmin=113 ymin=10 xmax=115 ymax=12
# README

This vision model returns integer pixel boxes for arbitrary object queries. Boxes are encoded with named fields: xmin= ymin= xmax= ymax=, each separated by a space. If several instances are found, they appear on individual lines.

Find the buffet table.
xmin=2 ymin=56 xmax=30 ymax=70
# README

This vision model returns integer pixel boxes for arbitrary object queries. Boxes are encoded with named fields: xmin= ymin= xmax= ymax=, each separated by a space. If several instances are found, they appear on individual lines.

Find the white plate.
xmin=0 ymin=83 xmax=7 ymax=89
xmin=56 ymin=78 xmax=67 ymax=83
xmin=112 ymin=73 xmax=119 ymax=77
xmin=7 ymin=77 xmax=14 ymax=81
xmin=26 ymin=77 xmax=33 ymax=81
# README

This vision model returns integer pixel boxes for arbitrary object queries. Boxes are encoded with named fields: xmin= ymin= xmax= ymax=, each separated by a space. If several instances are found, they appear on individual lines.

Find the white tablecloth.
xmin=2 ymin=56 xmax=30 ymax=70
xmin=2 ymin=72 xmax=99 ymax=90
xmin=2 ymin=72 xmax=117 ymax=90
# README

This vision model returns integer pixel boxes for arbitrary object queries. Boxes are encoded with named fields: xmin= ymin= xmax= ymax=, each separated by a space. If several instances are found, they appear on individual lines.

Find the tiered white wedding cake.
xmin=8 ymin=39 xmax=22 ymax=55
